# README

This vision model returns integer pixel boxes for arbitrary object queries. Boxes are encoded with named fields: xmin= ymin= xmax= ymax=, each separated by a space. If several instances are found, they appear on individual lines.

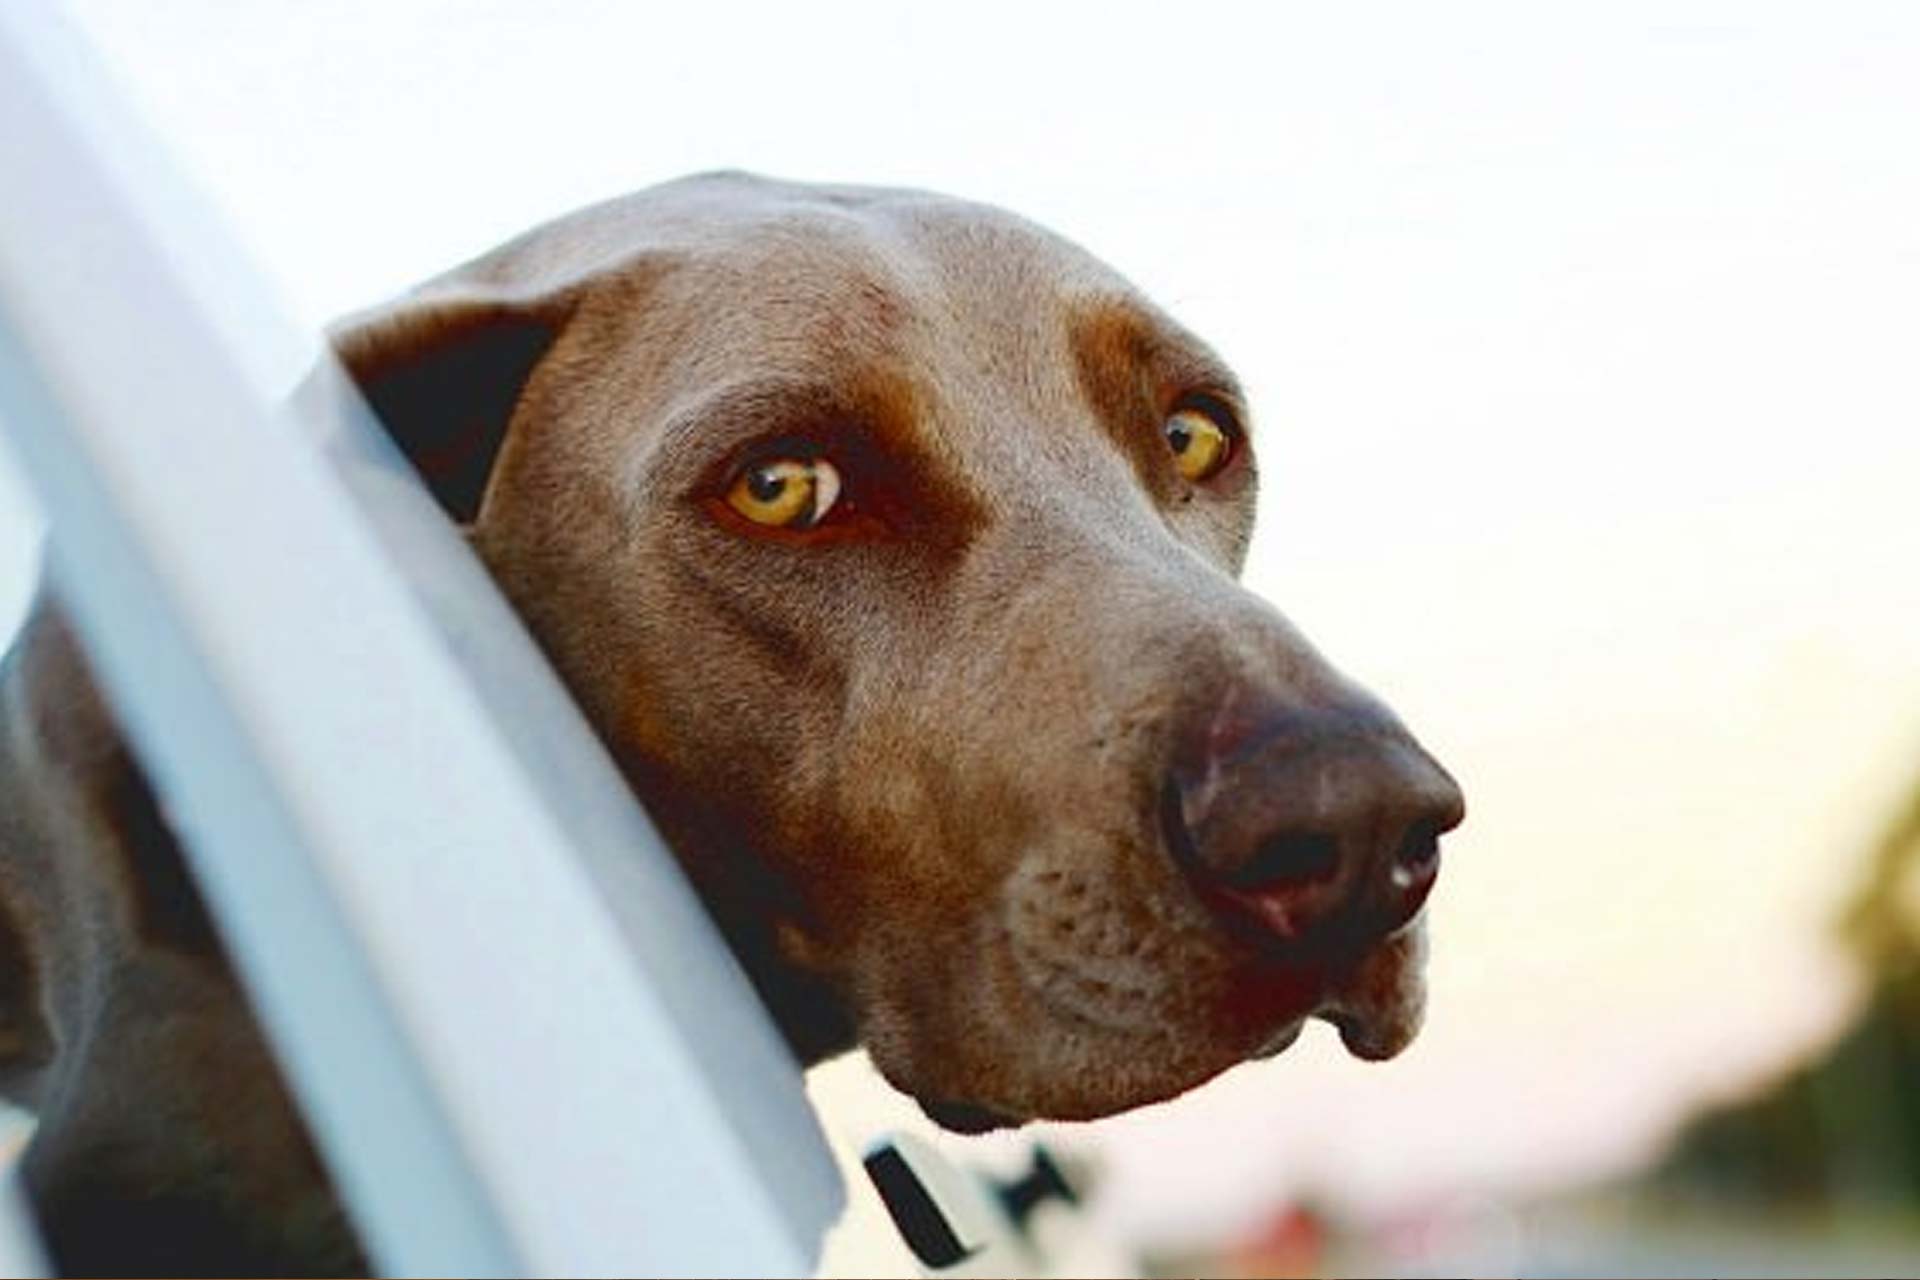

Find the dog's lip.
xmin=1251 ymin=1019 xmax=1306 ymax=1060
xmin=1307 ymin=920 xmax=1427 ymax=1061
xmin=1318 ymin=1006 xmax=1408 ymax=1061
xmin=917 ymin=1096 xmax=1021 ymax=1134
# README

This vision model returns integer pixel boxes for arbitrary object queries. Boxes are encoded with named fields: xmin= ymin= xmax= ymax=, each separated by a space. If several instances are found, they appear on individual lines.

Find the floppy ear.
xmin=330 ymin=290 xmax=570 ymax=523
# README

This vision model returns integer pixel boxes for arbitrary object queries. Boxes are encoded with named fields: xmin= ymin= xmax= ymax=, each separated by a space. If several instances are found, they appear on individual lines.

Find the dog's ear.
xmin=330 ymin=290 xmax=571 ymax=523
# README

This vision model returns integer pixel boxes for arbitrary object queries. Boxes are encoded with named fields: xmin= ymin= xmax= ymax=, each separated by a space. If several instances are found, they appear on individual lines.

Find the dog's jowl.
xmin=0 ymin=172 xmax=1462 ymax=1274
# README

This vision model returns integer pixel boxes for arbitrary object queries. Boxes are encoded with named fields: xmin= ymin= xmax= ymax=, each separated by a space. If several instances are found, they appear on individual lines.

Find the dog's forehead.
xmin=538 ymin=174 xmax=1192 ymax=385
xmin=619 ymin=172 xmax=1126 ymax=290
xmin=571 ymin=177 xmax=1231 ymax=462
xmin=496 ymin=173 xmax=1248 ymax=538
xmin=651 ymin=177 xmax=1147 ymax=350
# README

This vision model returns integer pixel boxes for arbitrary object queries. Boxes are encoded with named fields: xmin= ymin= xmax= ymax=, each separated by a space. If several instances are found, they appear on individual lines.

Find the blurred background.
xmin=2 ymin=1 xmax=1916 ymax=1274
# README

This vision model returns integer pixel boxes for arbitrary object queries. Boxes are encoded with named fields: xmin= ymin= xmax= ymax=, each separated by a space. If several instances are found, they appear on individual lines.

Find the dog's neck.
xmin=607 ymin=750 xmax=859 ymax=1068
xmin=728 ymin=920 xmax=859 ymax=1067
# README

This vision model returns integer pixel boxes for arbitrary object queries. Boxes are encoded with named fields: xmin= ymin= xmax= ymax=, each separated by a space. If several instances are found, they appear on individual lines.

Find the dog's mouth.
xmin=1251 ymin=1019 xmax=1305 ymax=1060
xmin=889 ymin=781 xmax=1438 ymax=1136
xmin=910 ymin=925 xmax=1420 ymax=1134
xmin=915 ymin=1096 xmax=1023 ymax=1134
xmin=907 ymin=881 xmax=1429 ymax=1136
xmin=1309 ymin=917 xmax=1429 ymax=1061
xmin=1152 ymin=773 xmax=1433 ymax=1065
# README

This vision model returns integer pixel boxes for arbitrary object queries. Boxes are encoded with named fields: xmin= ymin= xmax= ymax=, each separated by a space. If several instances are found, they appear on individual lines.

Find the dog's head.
xmin=334 ymin=172 xmax=1463 ymax=1130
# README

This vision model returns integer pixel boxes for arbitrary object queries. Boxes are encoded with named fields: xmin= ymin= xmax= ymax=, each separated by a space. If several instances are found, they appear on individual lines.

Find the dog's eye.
xmin=726 ymin=457 xmax=843 ymax=529
xmin=1165 ymin=406 xmax=1233 ymax=483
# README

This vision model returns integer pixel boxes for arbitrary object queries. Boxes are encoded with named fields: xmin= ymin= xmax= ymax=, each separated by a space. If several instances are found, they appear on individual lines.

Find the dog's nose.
xmin=1165 ymin=694 xmax=1464 ymax=944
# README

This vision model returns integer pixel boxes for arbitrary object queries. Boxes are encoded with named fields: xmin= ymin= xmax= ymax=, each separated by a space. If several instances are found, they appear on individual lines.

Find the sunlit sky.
xmin=4 ymin=0 xmax=1919 ymax=1270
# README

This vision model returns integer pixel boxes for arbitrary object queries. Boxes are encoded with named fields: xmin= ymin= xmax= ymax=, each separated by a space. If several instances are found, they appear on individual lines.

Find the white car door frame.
xmin=0 ymin=2 xmax=842 ymax=1274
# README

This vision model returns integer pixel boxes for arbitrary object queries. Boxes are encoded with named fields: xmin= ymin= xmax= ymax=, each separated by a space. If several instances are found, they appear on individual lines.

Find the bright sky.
xmin=4 ymin=0 xmax=1919 ymax=1270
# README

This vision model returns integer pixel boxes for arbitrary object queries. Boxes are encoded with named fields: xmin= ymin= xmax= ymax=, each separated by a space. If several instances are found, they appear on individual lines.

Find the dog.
xmin=0 ymin=172 xmax=1463 ymax=1274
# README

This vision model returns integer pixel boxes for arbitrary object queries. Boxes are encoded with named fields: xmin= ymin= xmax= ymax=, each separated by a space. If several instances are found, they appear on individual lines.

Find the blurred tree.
xmin=1840 ymin=772 xmax=1920 ymax=973
xmin=1654 ymin=762 xmax=1920 ymax=1209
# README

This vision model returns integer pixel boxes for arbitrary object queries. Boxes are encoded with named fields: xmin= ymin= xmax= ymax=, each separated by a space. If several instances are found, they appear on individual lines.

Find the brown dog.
xmin=0 ymin=172 xmax=1462 ymax=1274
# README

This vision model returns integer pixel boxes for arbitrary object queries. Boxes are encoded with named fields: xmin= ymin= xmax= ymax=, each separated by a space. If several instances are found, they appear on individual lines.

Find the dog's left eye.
xmin=726 ymin=457 xmax=843 ymax=529
xmin=1165 ymin=405 xmax=1233 ymax=482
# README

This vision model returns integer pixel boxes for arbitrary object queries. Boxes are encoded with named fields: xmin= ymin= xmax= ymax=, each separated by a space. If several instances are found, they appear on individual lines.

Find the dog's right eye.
xmin=725 ymin=457 xmax=843 ymax=529
xmin=1165 ymin=405 xmax=1234 ymax=483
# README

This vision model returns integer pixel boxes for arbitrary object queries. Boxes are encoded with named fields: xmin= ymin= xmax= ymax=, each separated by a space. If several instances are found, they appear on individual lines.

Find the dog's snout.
xmin=1166 ymin=695 xmax=1464 ymax=944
